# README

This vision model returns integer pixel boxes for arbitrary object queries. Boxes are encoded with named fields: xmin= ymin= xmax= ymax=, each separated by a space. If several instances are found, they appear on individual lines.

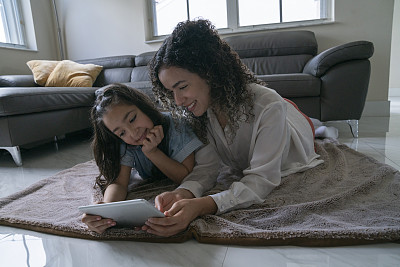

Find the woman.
xmin=144 ymin=19 xmax=323 ymax=237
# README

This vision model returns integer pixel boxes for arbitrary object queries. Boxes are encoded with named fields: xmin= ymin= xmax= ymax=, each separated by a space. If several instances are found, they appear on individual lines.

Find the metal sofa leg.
xmin=1 ymin=146 xmax=22 ymax=166
xmin=346 ymin=120 xmax=359 ymax=138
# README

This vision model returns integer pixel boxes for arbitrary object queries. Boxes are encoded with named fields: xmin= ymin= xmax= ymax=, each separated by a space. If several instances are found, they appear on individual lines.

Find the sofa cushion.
xmin=0 ymin=75 xmax=37 ymax=87
xmin=0 ymin=87 xmax=98 ymax=116
xmin=76 ymin=55 xmax=136 ymax=87
xmin=135 ymin=52 xmax=156 ymax=67
xmin=242 ymin=55 xmax=314 ymax=75
xmin=123 ymin=81 xmax=155 ymax=101
xmin=130 ymin=52 xmax=155 ymax=83
xmin=45 ymin=60 xmax=103 ymax=87
xmin=224 ymin=30 xmax=317 ymax=58
xmin=131 ymin=66 xmax=150 ymax=82
xmin=77 ymin=55 xmax=135 ymax=69
xmin=257 ymin=73 xmax=320 ymax=97
xmin=93 ymin=68 xmax=134 ymax=87
xmin=26 ymin=60 xmax=59 ymax=86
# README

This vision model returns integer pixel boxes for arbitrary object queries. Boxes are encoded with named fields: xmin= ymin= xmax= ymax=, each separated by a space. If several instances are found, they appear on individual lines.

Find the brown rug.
xmin=1 ymin=139 xmax=399 ymax=246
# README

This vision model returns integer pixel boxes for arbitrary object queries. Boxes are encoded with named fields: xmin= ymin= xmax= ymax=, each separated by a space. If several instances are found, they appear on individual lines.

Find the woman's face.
xmin=102 ymin=103 xmax=154 ymax=146
xmin=158 ymin=66 xmax=211 ymax=117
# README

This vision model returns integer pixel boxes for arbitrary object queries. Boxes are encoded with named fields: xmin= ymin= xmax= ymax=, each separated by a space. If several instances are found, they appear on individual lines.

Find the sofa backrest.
xmin=77 ymin=55 xmax=136 ymax=87
xmin=223 ymin=30 xmax=318 ymax=75
xmin=131 ymin=52 xmax=156 ymax=83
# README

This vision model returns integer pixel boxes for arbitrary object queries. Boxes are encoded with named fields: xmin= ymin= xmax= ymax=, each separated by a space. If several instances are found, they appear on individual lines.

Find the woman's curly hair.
xmin=149 ymin=19 xmax=261 ymax=143
xmin=91 ymin=83 xmax=167 ymax=192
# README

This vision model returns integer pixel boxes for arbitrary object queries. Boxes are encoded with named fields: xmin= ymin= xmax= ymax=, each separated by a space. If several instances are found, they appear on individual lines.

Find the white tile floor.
xmin=1 ymin=98 xmax=400 ymax=267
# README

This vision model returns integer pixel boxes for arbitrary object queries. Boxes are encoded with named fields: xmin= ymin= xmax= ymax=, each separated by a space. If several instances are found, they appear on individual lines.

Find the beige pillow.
xmin=45 ymin=60 xmax=103 ymax=87
xmin=26 ymin=60 xmax=60 ymax=86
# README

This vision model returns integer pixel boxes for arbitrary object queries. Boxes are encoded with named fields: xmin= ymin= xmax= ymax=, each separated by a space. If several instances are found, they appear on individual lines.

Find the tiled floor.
xmin=1 ymin=98 xmax=400 ymax=267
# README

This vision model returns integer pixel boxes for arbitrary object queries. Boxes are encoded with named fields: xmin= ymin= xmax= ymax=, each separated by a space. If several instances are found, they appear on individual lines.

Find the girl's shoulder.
xmin=161 ymin=112 xmax=191 ymax=132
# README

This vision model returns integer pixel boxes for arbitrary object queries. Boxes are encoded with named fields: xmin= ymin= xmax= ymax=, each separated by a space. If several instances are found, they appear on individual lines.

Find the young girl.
xmin=142 ymin=19 xmax=324 ymax=237
xmin=82 ymin=83 xmax=203 ymax=234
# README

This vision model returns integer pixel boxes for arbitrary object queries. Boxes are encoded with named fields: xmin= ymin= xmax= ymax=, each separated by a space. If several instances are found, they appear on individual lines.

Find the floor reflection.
xmin=0 ymin=234 xmax=46 ymax=267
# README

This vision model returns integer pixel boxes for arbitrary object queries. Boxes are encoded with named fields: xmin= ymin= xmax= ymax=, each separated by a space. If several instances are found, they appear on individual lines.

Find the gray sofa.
xmin=0 ymin=30 xmax=374 ymax=166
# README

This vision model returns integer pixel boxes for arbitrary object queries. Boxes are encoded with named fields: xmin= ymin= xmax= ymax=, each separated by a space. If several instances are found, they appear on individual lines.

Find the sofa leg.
xmin=346 ymin=120 xmax=359 ymax=138
xmin=1 ymin=146 xmax=23 ymax=166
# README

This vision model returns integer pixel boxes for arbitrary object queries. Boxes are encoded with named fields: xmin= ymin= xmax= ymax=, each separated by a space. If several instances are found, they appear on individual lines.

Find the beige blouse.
xmin=178 ymin=83 xmax=323 ymax=214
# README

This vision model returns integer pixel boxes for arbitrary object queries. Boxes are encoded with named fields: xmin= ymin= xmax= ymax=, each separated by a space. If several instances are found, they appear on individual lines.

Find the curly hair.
xmin=91 ymin=83 xmax=168 ymax=192
xmin=149 ymin=19 xmax=261 ymax=143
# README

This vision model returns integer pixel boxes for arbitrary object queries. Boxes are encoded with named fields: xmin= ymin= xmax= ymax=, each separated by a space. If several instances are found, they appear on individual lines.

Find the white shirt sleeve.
xmin=210 ymin=101 xmax=289 ymax=214
xmin=177 ymin=142 xmax=221 ymax=198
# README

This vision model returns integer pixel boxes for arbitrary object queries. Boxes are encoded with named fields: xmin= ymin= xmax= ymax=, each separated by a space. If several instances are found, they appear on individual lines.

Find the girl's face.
xmin=158 ymin=66 xmax=211 ymax=117
xmin=102 ymin=103 xmax=154 ymax=146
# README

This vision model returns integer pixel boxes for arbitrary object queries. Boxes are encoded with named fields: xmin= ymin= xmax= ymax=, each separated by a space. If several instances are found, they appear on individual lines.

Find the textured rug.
xmin=0 ymin=139 xmax=399 ymax=246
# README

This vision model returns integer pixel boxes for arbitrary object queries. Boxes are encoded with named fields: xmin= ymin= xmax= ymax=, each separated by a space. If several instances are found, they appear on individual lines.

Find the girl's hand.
xmin=142 ymin=125 xmax=164 ymax=155
xmin=81 ymin=201 xmax=116 ymax=234
xmin=144 ymin=196 xmax=217 ymax=237
xmin=81 ymin=213 xmax=116 ymax=234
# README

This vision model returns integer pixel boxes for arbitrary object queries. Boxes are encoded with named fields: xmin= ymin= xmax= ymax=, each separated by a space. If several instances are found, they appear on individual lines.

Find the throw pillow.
xmin=26 ymin=60 xmax=59 ymax=86
xmin=45 ymin=60 xmax=103 ymax=87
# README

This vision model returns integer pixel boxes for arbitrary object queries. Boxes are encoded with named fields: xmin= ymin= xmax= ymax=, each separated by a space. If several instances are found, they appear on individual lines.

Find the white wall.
xmin=55 ymin=0 xmax=159 ymax=60
xmin=389 ymin=0 xmax=400 ymax=96
xmin=0 ymin=0 xmax=59 ymax=75
xmin=0 ymin=0 xmax=396 ymax=116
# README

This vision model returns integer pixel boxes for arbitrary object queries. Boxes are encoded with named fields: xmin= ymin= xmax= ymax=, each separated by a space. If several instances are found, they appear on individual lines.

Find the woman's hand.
xmin=142 ymin=125 xmax=164 ymax=155
xmin=155 ymin=188 xmax=195 ymax=212
xmin=144 ymin=196 xmax=218 ymax=237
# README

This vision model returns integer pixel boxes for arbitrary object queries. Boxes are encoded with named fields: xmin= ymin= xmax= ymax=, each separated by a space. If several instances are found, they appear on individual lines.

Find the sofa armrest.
xmin=303 ymin=41 xmax=374 ymax=77
xmin=0 ymin=75 xmax=37 ymax=87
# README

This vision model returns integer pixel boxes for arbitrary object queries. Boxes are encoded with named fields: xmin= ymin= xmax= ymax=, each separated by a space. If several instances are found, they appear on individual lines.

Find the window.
xmin=0 ymin=0 xmax=26 ymax=48
xmin=148 ymin=0 xmax=333 ymax=40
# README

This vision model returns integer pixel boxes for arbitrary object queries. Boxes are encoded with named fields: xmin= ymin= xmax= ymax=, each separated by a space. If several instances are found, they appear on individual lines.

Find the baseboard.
xmin=389 ymin=87 xmax=400 ymax=97
xmin=362 ymin=100 xmax=391 ymax=117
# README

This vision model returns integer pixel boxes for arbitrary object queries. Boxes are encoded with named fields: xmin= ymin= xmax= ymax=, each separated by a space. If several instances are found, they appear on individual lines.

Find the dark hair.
xmin=149 ymin=19 xmax=261 ymax=142
xmin=91 ymin=83 xmax=168 ymax=191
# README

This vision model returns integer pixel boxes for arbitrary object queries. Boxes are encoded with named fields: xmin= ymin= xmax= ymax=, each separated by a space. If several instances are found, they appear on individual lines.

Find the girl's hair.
xmin=149 ymin=19 xmax=261 ymax=143
xmin=91 ymin=83 xmax=168 ymax=191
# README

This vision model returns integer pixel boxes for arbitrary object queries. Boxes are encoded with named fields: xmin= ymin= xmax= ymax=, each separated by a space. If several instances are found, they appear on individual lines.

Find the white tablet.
xmin=78 ymin=199 xmax=165 ymax=227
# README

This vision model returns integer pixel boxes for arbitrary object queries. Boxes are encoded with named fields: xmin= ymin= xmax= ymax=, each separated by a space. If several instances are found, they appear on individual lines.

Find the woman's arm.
xmin=142 ymin=143 xmax=222 ymax=237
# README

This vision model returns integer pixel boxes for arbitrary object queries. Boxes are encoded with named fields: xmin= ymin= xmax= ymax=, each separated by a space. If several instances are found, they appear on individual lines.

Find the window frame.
xmin=146 ymin=0 xmax=334 ymax=43
xmin=0 ymin=0 xmax=27 ymax=49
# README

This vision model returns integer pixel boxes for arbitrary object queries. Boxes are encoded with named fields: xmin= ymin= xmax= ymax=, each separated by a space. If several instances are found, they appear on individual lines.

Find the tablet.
xmin=78 ymin=199 xmax=165 ymax=227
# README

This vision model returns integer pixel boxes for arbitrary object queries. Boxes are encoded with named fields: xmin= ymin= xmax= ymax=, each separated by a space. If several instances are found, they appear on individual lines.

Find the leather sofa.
xmin=0 ymin=30 xmax=374 ymax=166
xmin=0 ymin=55 xmax=151 ymax=166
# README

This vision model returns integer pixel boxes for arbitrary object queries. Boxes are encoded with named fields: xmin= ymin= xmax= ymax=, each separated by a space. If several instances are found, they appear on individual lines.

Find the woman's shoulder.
xmin=247 ymin=83 xmax=283 ymax=106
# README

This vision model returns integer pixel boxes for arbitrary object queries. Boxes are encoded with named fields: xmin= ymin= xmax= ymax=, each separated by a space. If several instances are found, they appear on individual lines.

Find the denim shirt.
xmin=119 ymin=113 xmax=203 ymax=180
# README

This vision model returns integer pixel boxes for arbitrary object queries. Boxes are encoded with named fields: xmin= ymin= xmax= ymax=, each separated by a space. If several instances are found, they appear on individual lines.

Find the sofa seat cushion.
xmin=257 ymin=73 xmax=320 ymax=98
xmin=0 ymin=87 xmax=98 ymax=116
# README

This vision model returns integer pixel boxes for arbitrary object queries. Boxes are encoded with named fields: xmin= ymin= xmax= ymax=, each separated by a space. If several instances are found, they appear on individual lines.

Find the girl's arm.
xmin=145 ymin=149 xmax=195 ymax=184
xmin=102 ymin=164 xmax=132 ymax=202
xmin=142 ymin=125 xmax=195 ymax=184
xmin=82 ymin=164 xmax=131 ymax=234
